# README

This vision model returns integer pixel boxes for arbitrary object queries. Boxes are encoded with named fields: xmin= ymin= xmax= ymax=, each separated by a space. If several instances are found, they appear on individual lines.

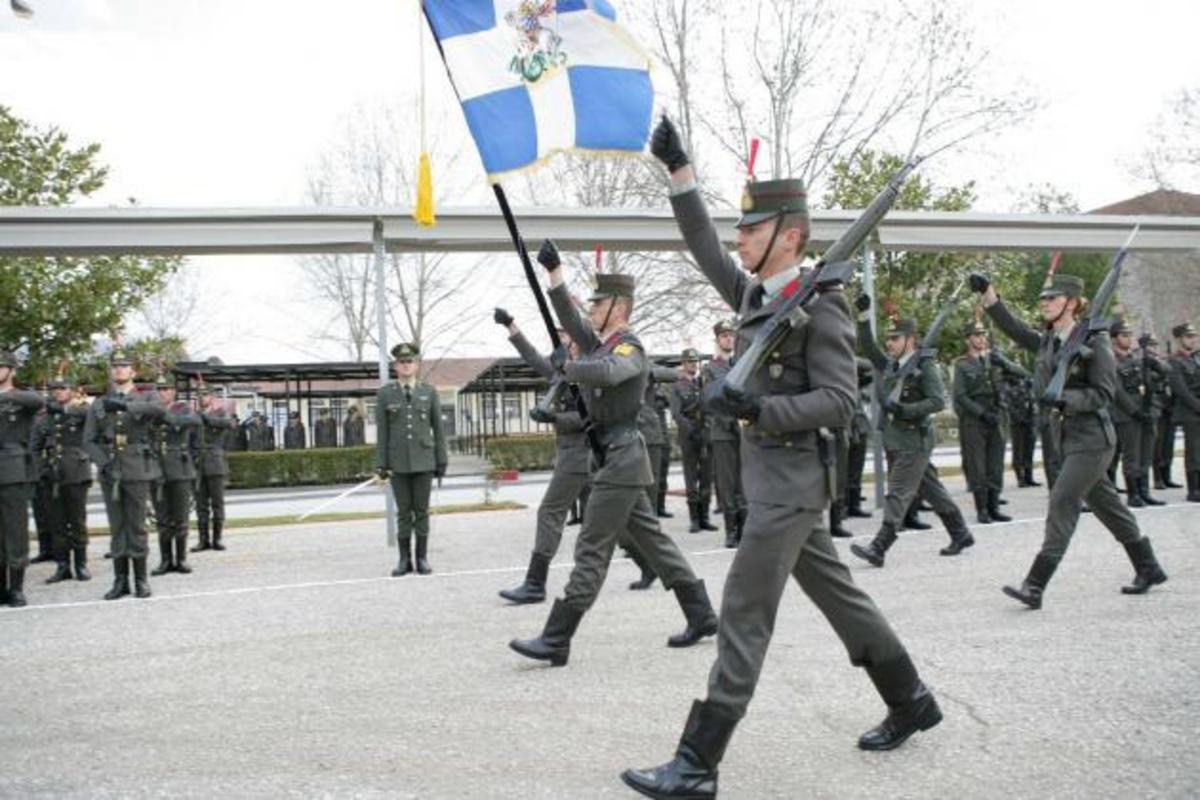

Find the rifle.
xmin=706 ymin=158 xmax=921 ymax=406
xmin=873 ymin=284 xmax=966 ymax=430
xmin=1041 ymin=226 xmax=1139 ymax=405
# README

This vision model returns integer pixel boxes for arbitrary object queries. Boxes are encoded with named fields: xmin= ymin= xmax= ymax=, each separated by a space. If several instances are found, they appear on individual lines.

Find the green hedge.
xmin=486 ymin=434 xmax=558 ymax=472
xmin=227 ymin=446 xmax=375 ymax=489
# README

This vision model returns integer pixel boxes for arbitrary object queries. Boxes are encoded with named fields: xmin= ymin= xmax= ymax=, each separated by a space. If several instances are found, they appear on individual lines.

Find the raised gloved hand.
xmin=536 ymin=239 xmax=561 ymax=272
xmin=854 ymin=294 xmax=871 ymax=313
xmin=650 ymin=115 xmax=690 ymax=173
xmin=493 ymin=307 xmax=514 ymax=327
xmin=719 ymin=385 xmax=762 ymax=423
xmin=103 ymin=396 xmax=127 ymax=412
xmin=968 ymin=272 xmax=990 ymax=294
xmin=375 ymin=466 xmax=392 ymax=481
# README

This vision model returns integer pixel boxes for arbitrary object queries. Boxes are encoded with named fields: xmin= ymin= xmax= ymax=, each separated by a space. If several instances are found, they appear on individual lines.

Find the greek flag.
xmin=423 ymin=0 xmax=654 ymax=181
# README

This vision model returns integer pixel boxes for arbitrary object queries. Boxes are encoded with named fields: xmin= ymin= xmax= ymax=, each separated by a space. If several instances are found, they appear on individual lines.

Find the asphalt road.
xmin=3 ymin=473 xmax=1196 ymax=799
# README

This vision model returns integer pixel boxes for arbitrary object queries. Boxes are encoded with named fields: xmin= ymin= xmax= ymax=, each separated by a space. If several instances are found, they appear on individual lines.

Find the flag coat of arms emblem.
xmin=423 ymin=0 xmax=653 ymax=181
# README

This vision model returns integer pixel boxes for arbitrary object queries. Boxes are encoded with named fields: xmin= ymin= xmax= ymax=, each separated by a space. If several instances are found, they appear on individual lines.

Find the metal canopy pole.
xmin=862 ymin=242 xmax=886 ymax=511
xmin=374 ymin=220 xmax=397 ymax=547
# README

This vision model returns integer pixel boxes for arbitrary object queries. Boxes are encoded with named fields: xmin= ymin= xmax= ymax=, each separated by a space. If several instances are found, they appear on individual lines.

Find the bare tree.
xmin=1136 ymin=86 xmax=1200 ymax=191
xmin=127 ymin=263 xmax=230 ymax=359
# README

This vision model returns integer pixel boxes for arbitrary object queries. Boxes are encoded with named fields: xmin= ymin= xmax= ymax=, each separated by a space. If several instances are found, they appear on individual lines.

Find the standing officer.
xmin=953 ymin=321 xmax=1025 ymax=523
xmin=670 ymin=349 xmax=717 ymax=533
xmin=83 ymin=348 xmax=166 ymax=601
xmin=850 ymin=309 xmax=974 ymax=567
xmin=843 ymin=358 xmax=874 ymax=518
xmin=314 ymin=408 xmax=338 ymax=448
xmin=1140 ymin=334 xmax=1174 ymax=490
xmin=494 ymin=310 xmax=590 ymax=604
xmin=283 ymin=411 xmax=307 ymax=449
xmin=0 ymin=351 xmax=44 ymax=607
xmin=1110 ymin=320 xmax=1165 ymax=507
xmin=510 ymin=242 xmax=718 ymax=667
xmin=342 ymin=405 xmax=366 ymax=446
xmin=972 ymin=273 xmax=1168 ymax=607
xmin=247 ymin=411 xmax=275 ymax=451
xmin=193 ymin=387 xmax=233 ymax=553
xmin=375 ymin=343 xmax=447 ymax=576
xmin=1168 ymin=322 xmax=1200 ymax=501
xmin=1006 ymin=371 xmax=1040 ymax=488
xmin=1151 ymin=334 xmax=1181 ymax=490
xmin=33 ymin=373 xmax=93 ymax=583
xmin=150 ymin=375 xmax=201 ymax=575
xmin=624 ymin=120 xmax=942 ymax=800
xmin=227 ymin=414 xmax=249 ymax=452
xmin=703 ymin=320 xmax=747 ymax=548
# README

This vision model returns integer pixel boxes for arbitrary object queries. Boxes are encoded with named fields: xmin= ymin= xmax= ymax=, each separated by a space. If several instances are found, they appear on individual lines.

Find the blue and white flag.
xmin=423 ymin=0 xmax=653 ymax=182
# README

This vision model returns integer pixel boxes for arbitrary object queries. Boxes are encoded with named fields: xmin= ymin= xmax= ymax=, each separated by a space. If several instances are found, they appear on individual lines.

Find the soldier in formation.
xmin=314 ymin=407 xmax=338 ymax=448
xmin=952 ymin=321 xmax=1027 ymax=523
xmin=342 ymin=405 xmax=365 ymax=446
xmin=193 ymin=387 xmax=232 ymax=553
xmin=842 ymin=358 xmax=875 ymax=520
xmin=653 ymin=387 xmax=673 ymax=518
xmin=374 ymin=342 xmax=447 ymax=576
xmin=283 ymin=411 xmax=307 ymax=450
xmin=83 ymin=348 xmax=167 ymax=601
xmin=670 ymin=348 xmax=717 ymax=534
xmin=1109 ymin=320 xmax=1166 ymax=507
xmin=850 ymin=309 xmax=974 ymax=568
xmin=150 ymin=375 xmax=200 ymax=575
xmin=1005 ymin=370 xmax=1040 ymax=488
xmin=624 ymin=121 xmax=942 ymax=799
xmin=246 ymin=411 xmax=274 ymax=451
xmin=494 ymin=310 xmax=590 ymax=604
xmin=1146 ymin=334 xmax=1179 ymax=491
xmin=973 ymin=273 xmax=1167 ymax=607
xmin=702 ymin=320 xmax=746 ymax=548
xmin=509 ymin=242 xmax=718 ymax=667
xmin=0 ymin=350 xmax=45 ymax=607
xmin=32 ymin=373 xmax=92 ymax=584
xmin=1168 ymin=322 xmax=1200 ymax=501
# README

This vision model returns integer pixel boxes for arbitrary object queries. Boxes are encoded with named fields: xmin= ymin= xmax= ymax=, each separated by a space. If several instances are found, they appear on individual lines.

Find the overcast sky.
xmin=2 ymin=0 xmax=1197 ymax=362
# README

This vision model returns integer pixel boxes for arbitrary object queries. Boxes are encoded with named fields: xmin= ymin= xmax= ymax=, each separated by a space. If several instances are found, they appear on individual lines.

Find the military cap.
xmin=1040 ymin=274 xmax=1085 ymax=299
xmin=963 ymin=321 xmax=987 ymax=337
xmin=587 ymin=273 xmax=636 ymax=302
xmin=886 ymin=318 xmax=918 ymax=338
xmin=1139 ymin=333 xmax=1159 ymax=347
xmin=681 ymin=347 xmax=701 ymax=362
xmin=1109 ymin=318 xmax=1134 ymax=336
xmin=712 ymin=319 xmax=735 ymax=336
xmin=1173 ymin=322 xmax=1197 ymax=338
xmin=196 ymin=385 xmax=213 ymax=396
xmin=48 ymin=373 xmax=75 ymax=389
xmin=109 ymin=347 xmax=133 ymax=366
xmin=737 ymin=178 xmax=809 ymax=229
xmin=391 ymin=342 xmax=420 ymax=360
xmin=0 ymin=350 xmax=17 ymax=368
xmin=154 ymin=373 xmax=173 ymax=388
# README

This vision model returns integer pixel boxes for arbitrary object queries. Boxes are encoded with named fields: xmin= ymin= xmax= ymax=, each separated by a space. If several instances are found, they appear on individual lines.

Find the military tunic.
xmin=375 ymin=379 xmax=447 ymax=544
xmin=987 ymin=299 xmax=1140 ymax=562
xmin=671 ymin=186 xmax=908 ymax=719
xmin=510 ymin=330 xmax=590 ymax=560
xmin=1168 ymin=348 xmax=1200 ymax=477
xmin=547 ymin=282 xmax=699 ymax=613
xmin=31 ymin=402 xmax=92 ymax=561
xmin=858 ymin=324 xmax=971 ymax=546
xmin=196 ymin=407 xmax=233 ymax=545
xmin=342 ymin=412 xmax=365 ymax=447
xmin=152 ymin=403 xmax=200 ymax=554
xmin=314 ymin=415 xmax=338 ymax=448
xmin=83 ymin=390 xmax=166 ymax=560
xmin=954 ymin=351 xmax=1027 ymax=496
xmin=0 ymin=389 xmax=43 ymax=571
xmin=284 ymin=421 xmax=307 ymax=450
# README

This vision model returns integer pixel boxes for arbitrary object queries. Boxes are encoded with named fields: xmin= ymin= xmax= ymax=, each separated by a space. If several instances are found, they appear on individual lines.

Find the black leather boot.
xmin=391 ymin=537 xmax=413 ymax=577
xmin=566 ymin=502 xmax=581 ymax=526
xmin=626 ymin=547 xmax=657 ymax=591
xmin=414 ymin=536 xmax=432 ymax=575
xmin=1002 ymin=553 xmax=1059 ymax=609
xmin=621 ymin=699 xmax=738 ymax=800
xmin=723 ymin=511 xmax=742 ymax=546
xmin=937 ymin=510 xmax=974 ymax=556
xmin=1152 ymin=466 xmax=1166 ymax=491
xmin=151 ymin=533 xmax=173 ymax=576
xmin=850 ymin=522 xmax=897 ymax=568
xmin=829 ymin=502 xmax=853 ymax=538
xmin=45 ymin=556 xmax=73 ymax=584
xmin=698 ymin=504 xmax=719 ymax=532
xmin=509 ymin=598 xmax=583 ymax=666
xmin=7 ymin=567 xmax=27 ymax=607
xmin=656 ymin=493 xmax=674 ymax=518
xmin=987 ymin=489 xmax=1012 ymax=522
xmin=902 ymin=505 xmax=932 ymax=531
xmin=0 ymin=567 xmax=8 ymax=605
xmin=1139 ymin=476 xmax=1165 ymax=506
xmin=174 ymin=537 xmax=192 ymax=574
xmin=1162 ymin=462 xmax=1182 ymax=489
xmin=972 ymin=489 xmax=993 ymax=524
xmin=687 ymin=501 xmax=702 ymax=534
xmin=104 ymin=557 xmax=131 ymax=600
xmin=668 ymin=580 xmax=718 ymax=648
xmin=1024 ymin=468 xmax=1041 ymax=487
xmin=845 ymin=490 xmax=872 ymax=518
xmin=1125 ymin=474 xmax=1146 ymax=507
xmin=735 ymin=507 xmax=746 ymax=546
xmin=211 ymin=520 xmax=226 ymax=550
xmin=1120 ymin=538 xmax=1168 ymax=595
xmin=499 ymin=553 xmax=549 ymax=604
xmin=132 ymin=558 xmax=152 ymax=598
xmin=859 ymin=653 xmax=943 ymax=750
xmin=1187 ymin=471 xmax=1200 ymax=502
xmin=73 ymin=548 xmax=91 ymax=581
xmin=191 ymin=521 xmax=211 ymax=552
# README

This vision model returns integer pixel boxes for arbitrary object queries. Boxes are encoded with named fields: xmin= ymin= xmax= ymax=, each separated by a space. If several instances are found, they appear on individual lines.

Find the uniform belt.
xmin=593 ymin=423 xmax=638 ymax=448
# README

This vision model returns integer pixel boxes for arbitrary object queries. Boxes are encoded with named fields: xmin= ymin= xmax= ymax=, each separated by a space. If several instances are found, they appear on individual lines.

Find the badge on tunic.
xmin=614 ymin=343 xmax=635 ymax=356
xmin=769 ymin=363 xmax=784 ymax=379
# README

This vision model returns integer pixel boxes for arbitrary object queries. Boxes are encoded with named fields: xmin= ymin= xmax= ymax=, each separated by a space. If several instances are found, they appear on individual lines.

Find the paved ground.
xmin=3 ymin=472 xmax=1197 ymax=799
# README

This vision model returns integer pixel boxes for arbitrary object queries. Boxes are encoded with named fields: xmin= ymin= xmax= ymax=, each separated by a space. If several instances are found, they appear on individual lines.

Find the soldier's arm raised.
xmin=668 ymin=189 xmax=747 ymax=311
xmin=855 ymin=317 xmax=888 ymax=371
xmin=509 ymin=330 xmax=555 ymax=379
xmin=547 ymin=282 xmax=599 ymax=355
xmin=985 ymin=298 xmax=1042 ymax=353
